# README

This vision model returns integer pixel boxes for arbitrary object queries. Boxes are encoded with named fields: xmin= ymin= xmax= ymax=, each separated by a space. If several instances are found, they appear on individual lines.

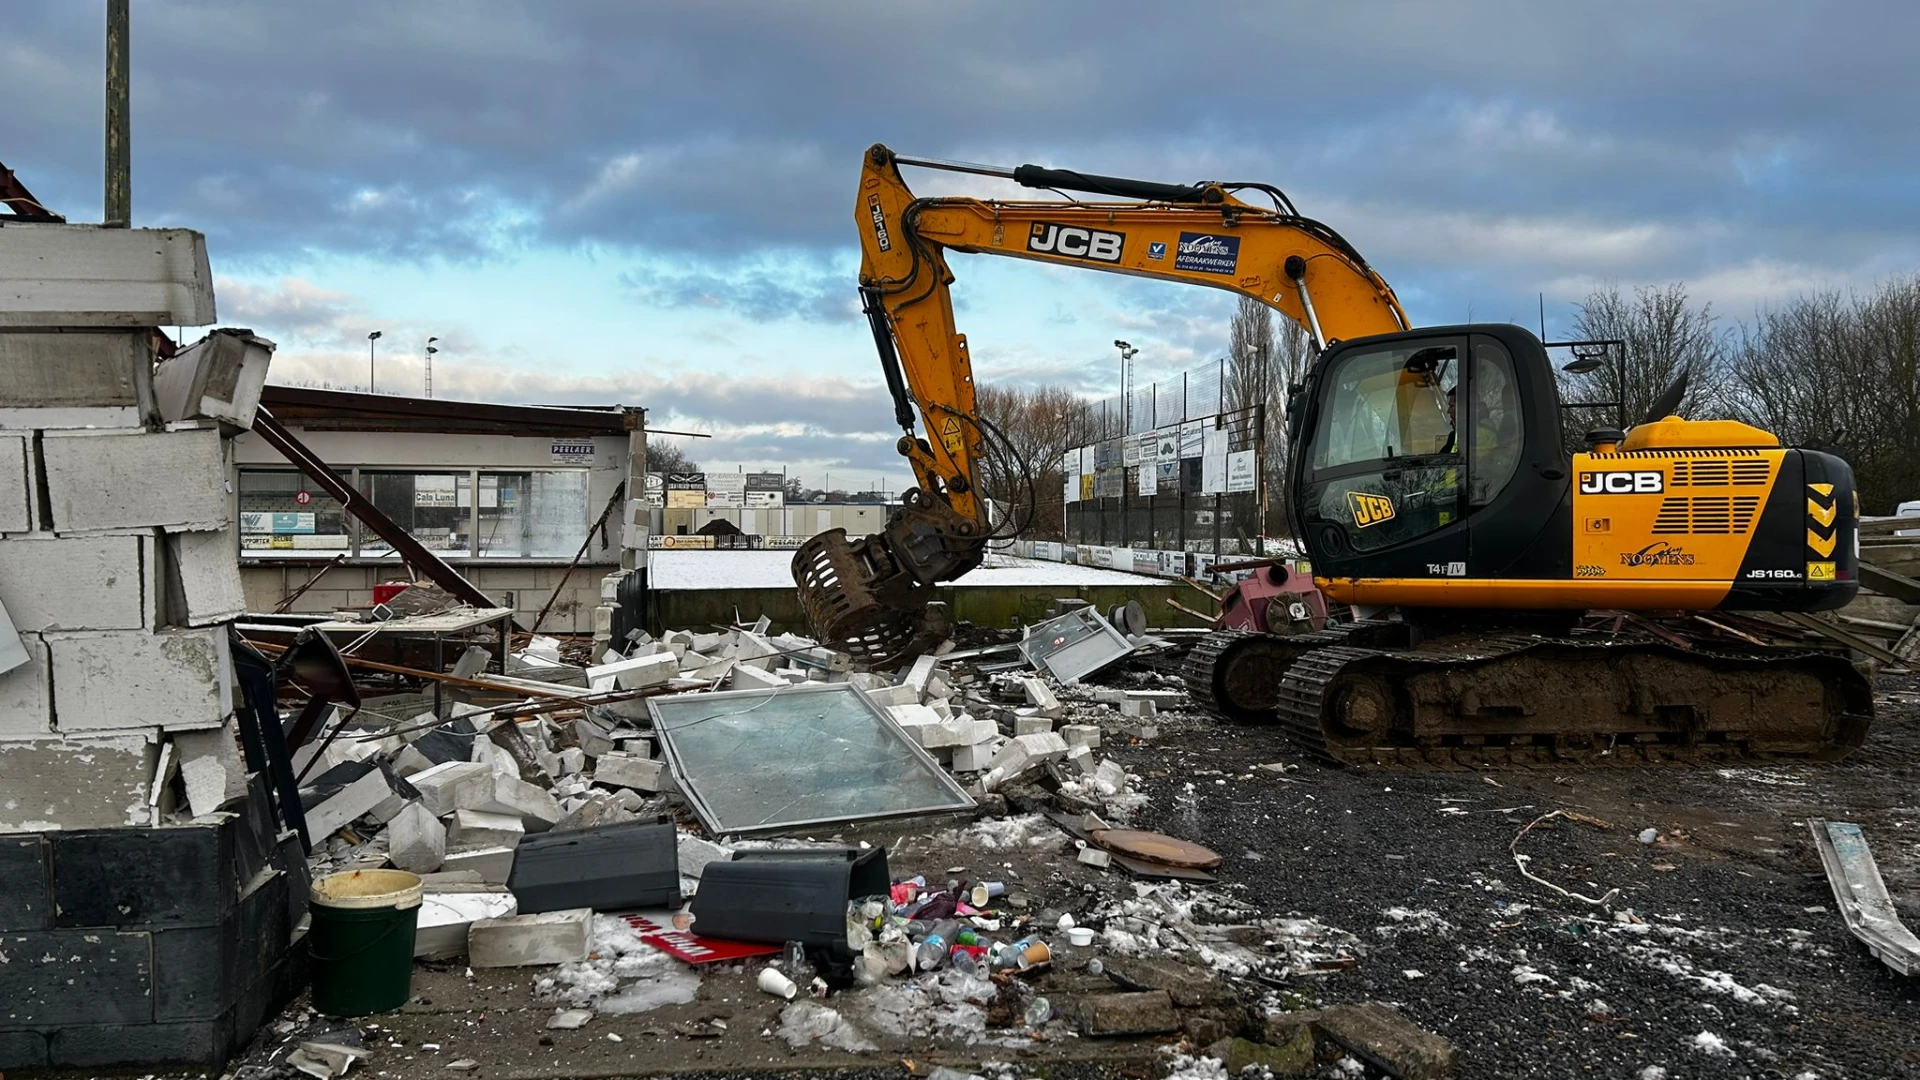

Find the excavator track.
xmin=1181 ymin=622 xmax=1405 ymax=725
xmin=1266 ymin=633 xmax=1873 ymax=768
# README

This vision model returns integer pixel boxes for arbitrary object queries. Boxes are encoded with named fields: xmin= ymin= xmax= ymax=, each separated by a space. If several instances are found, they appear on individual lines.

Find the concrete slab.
xmin=447 ymin=808 xmax=526 ymax=852
xmin=442 ymin=845 xmax=516 ymax=885
xmin=469 ymin=907 xmax=592 ymax=968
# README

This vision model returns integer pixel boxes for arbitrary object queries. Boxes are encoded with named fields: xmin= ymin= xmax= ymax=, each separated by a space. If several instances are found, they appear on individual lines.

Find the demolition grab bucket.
xmin=309 ymin=869 xmax=423 ymax=1016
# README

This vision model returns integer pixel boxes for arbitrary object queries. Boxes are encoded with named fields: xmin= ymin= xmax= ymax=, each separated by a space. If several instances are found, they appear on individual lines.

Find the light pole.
xmin=424 ymin=336 xmax=440 ymax=398
xmin=367 ymin=330 xmax=383 ymax=392
xmin=1113 ymin=340 xmax=1138 ymax=432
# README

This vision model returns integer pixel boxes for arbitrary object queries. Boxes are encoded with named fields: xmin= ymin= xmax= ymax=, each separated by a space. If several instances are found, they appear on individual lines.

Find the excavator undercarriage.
xmin=1182 ymin=621 xmax=1873 ymax=767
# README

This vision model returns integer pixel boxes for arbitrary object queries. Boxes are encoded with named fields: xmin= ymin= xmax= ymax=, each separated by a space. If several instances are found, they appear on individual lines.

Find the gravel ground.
xmin=1100 ymin=668 xmax=1920 ymax=1080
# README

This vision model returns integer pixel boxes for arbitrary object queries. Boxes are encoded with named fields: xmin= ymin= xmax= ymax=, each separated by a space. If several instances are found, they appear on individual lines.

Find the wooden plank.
xmin=0 ymin=224 xmax=215 ymax=327
xmin=1776 ymin=611 xmax=1905 ymax=666
xmin=1860 ymin=561 xmax=1920 ymax=605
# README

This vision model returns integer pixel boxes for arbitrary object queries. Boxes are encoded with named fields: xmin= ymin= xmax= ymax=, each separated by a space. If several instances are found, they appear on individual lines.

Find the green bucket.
xmin=309 ymin=868 xmax=424 ymax=1016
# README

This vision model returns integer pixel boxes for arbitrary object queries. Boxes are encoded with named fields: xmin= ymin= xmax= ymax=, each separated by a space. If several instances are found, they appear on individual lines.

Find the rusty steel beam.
xmin=251 ymin=407 xmax=499 ymax=613
xmin=0 ymin=160 xmax=64 ymax=222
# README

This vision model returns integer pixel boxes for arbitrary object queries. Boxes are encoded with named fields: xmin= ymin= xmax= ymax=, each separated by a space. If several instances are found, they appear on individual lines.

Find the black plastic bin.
xmin=689 ymin=847 xmax=889 ymax=955
xmin=508 ymin=818 xmax=680 ymax=914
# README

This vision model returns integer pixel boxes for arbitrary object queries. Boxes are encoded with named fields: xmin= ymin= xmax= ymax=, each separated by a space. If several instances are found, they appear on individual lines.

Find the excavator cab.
xmin=1288 ymin=324 xmax=1558 ymax=589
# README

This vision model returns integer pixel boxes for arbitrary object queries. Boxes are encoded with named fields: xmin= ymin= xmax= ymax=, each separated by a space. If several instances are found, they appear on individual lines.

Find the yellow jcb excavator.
xmin=793 ymin=144 xmax=1871 ymax=767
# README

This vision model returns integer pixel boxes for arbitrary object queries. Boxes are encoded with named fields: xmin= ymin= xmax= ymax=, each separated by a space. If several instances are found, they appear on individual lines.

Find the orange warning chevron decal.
xmin=1807 ymin=498 xmax=1839 ymax=527
xmin=1807 ymin=529 xmax=1837 ymax=557
xmin=1808 ymin=482 xmax=1834 ymax=497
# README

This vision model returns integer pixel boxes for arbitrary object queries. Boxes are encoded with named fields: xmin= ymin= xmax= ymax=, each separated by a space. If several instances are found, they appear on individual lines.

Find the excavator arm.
xmin=793 ymin=143 xmax=1410 ymax=666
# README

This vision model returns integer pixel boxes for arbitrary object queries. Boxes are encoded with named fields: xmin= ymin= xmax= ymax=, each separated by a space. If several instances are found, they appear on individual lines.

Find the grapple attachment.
xmin=792 ymin=528 xmax=942 ymax=669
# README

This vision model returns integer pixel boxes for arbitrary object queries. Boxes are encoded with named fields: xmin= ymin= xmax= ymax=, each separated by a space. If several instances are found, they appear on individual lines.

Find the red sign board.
xmin=622 ymin=913 xmax=780 ymax=966
xmin=294 ymin=490 xmax=313 ymax=506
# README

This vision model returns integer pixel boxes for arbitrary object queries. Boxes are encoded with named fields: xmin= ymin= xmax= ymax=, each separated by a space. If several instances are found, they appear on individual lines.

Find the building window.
xmin=476 ymin=471 xmax=590 ymax=558
xmin=360 ymin=471 xmax=472 ymax=557
xmin=237 ymin=469 xmax=352 ymax=557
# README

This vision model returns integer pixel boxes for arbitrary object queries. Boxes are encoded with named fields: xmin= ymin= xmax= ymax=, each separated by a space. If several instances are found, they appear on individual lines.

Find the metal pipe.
xmin=891 ymin=155 xmax=1017 ymax=180
xmin=1284 ymin=255 xmax=1326 ymax=352
xmin=104 ymin=0 xmax=130 ymax=227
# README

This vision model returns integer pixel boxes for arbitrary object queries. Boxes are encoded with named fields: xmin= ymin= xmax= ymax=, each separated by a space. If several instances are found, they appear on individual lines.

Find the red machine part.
xmin=1214 ymin=561 xmax=1328 ymax=635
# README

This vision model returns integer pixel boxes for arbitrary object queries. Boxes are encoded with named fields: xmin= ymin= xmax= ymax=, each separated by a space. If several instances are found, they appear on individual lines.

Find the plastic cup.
xmin=969 ymin=881 xmax=1006 ymax=907
xmin=758 ymin=967 xmax=798 ymax=1000
xmin=1067 ymin=926 xmax=1095 ymax=947
xmin=1016 ymin=940 xmax=1052 ymax=969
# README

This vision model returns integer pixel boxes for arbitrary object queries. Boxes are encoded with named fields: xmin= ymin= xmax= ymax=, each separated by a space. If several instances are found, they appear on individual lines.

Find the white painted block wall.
xmin=47 ymin=627 xmax=232 ymax=733
xmin=41 ymin=426 xmax=229 ymax=532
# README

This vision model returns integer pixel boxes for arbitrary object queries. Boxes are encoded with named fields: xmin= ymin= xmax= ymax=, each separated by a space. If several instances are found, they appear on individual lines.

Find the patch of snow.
xmin=778 ymin=1001 xmax=877 ymax=1053
xmin=1638 ymin=1067 xmax=1668 ymax=1080
xmin=1511 ymin=964 xmax=1556 ymax=986
xmin=1692 ymin=1030 xmax=1733 ymax=1057
xmin=1159 ymin=1053 xmax=1229 ymax=1080
xmin=929 ymin=813 xmax=1068 ymax=851
xmin=1377 ymin=906 xmax=1455 ymax=937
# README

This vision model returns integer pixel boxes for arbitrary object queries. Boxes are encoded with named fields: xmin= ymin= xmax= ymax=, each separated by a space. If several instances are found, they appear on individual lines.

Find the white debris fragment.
xmin=1638 ymin=827 xmax=1659 ymax=844
xmin=1692 ymin=1030 xmax=1732 ymax=1056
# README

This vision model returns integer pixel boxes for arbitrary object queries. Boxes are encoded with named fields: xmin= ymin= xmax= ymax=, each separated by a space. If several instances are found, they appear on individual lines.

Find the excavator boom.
xmin=794 ymin=144 xmax=1407 ymax=666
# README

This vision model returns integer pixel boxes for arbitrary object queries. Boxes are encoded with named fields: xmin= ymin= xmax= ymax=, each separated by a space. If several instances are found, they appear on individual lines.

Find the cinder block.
xmin=0 ymin=534 xmax=149 ymax=632
xmin=728 ymin=663 xmax=786 ymax=691
xmin=302 ymin=767 xmax=393 ymax=842
xmin=172 ymin=725 xmax=248 ymax=817
xmin=0 ymin=734 xmax=156 ymax=831
xmin=0 ymin=928 xmax=155 ymax=1026
xmin=468 ymin=907 xmax=593 ymax=968
xmin=0 ymin=434 xmax=31 ymax=533
xmin=48 ymin=1014 xmax=235 ymax=1070
xmin=887 ymin=703 xmax=941 ymax=730
xmin=50 ymin=822 xmax=230 ymax=928
xmin=415 ymin=888 xmax=517 ymax=961
xmin=1014 ymin=714 xmax=1054 ymax=736
xmin=446 ymin=807 xmax=525 ymax=852
xmin=986 ymin=731 xmax=1070 ymax=783
xmin=593 ymin=751 xmax=673 ymax=793
xmin=572 ymin=716 xmax=613 ymax=758
xmin=388 ymin=802 xmax=447 ymax=874
xmin=0 ymin=834 xmax=52 ymax=930
xmin=585 ymin=651 xmax=678 ymax=692
xmin=440 ymin=845 xmax=515 ymax=885
xmin=915 ymin=716 xmax=997 ymax=750
xmin=0 ymin=634 xmax=54 ymax=739
xmin=161 ymin=528 xmax=246 ymax=626
xmin=1020 ymin=676 xmax=1062 ymax=714
xmin=152 ymin=328 xmax=274 ymax=428
xmin=862 ymin=683 xmax=919 ymax=708
xmin=40 ymin=427 xmax=228 ymax=533
xmin=0 ymin=225 xmax=215 ymax=328
xmin=47 ymin=627 xmax=232 ymax=733
xmin=480 ymin=774 xmax=563 ymax=832
xmin=409 ymin=760 xmax=493 ymax=817
xmin=1060 ymin=724 xmax=1102 ymax=750
xmin=903 ymin=655 xmax=940 ymax=695
xmin=0 ymin=330 xmax=155 ymax=415
xmin=950 ymin=738 xmax=1004 ymax=773
xmin=1119 ymin=698 xmax=1157 ymax=718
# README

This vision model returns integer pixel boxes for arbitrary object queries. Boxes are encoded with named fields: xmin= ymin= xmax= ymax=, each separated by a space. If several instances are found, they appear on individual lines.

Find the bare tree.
xmin=1224 ymin=297 xmax=1313 ymax=536
xmin=1727 ymin=279 xmax=1920 ymax=513
xmin=1564 ymin=283 xmax=1728 ymax=431
xmin=644 ymin=438 xmax=701 ymax=475
xmin=974 ymin=383 xmax=1093 ymax=540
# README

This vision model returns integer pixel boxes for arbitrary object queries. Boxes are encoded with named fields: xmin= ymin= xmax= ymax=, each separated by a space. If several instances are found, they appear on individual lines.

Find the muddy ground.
xmin=90 ymin=670 xmax=1920 ymax=1080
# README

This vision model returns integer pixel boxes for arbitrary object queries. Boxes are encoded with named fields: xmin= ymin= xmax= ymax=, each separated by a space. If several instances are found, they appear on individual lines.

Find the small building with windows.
xmin=231 ymin=385 xmax=647 ymax=633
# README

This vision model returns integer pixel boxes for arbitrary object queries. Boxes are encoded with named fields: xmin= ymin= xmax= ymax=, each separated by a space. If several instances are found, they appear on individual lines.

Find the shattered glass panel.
xmin=647 ymin=684 xmax=974 ymax=835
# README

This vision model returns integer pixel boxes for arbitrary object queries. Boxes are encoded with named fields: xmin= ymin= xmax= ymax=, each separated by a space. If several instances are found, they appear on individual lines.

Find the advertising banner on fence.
xmin=644 ymin=473 xmax=665 ymax=507
xmin=1180 ymin=419 xmax=1204 ymax=459
xmin=1138 ymin=462 xmax=1156 ymax=496
xmin=1063 ymin=450 xmax=1080 ymax=503
xmin=744 ymin=473 xmax=785 ymax=507
xmin=1227 ymin=450 xmax=1258 ymax=493
xmin=666 ymin=472 xmax=706 ymax=508
xmin=1202 ymin=425 xmax=1230 ymax=494
xmin=705 ymin=473 xmax=746 ymax=508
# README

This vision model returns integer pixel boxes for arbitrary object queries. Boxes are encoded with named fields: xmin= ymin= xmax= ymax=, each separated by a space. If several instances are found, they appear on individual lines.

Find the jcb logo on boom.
xmin=1579 ymin=470 xmax=1664 ymax=495
xmin=1346 ymin=491 xmax=1396 ymax=528
xmin=1027 ymin=222 xmax=1124 ymax=263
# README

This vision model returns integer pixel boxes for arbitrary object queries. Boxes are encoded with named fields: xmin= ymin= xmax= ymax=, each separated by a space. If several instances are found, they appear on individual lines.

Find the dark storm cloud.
xmin=9 ymin=1 xmax=1920 ymax=322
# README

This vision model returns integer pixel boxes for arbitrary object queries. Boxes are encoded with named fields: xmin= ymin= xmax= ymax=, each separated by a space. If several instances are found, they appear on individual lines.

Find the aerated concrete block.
xmin=481 ymin=774 xmax=563 ymax=832
xmin=0 ymin=734 xmax=157 ymax=831
xmin=409 ymin=760 xmax=494 ymax=817
xmin=915 ymin=716 xmax=998 ymax=750
xmin=950 ymin=738 xmax=1005 ymax=773
xmin=442 ymin=845 xmax=516 ymax=885
xmin=1060 ymin=724 xmax=1101 ymax=750
xmin=0 ymin=634 xmax=54 ymax=739
xmin=863 ymin=683 xmax=920 ymax=708
xmin=152 ymin=328 xmax=274 ymax=428
xmin=987 ymin=731 xmax=1070 ymax=778
xmin=1014 ymin=714 xmax=1054 ymax=737
xmin=40 ymin=427 xmax=228 ymax=533
xmin=171 ymin=725 xmax=247 ymax=818
xmin=0 ymin=225 xmax=216 ymax=328
xmin=303 ymin=768 xmax=393 ymax=842
xmin=903 ymin=655 xmax=940 ymax=696
xmin=729 ymin=663 xmax=786 ymax=691
xmin=469 ymin=907 xmax=593 ymax=968
xmin=1020 ymin=677 xmax=1063 ymax=715
xmin=0 ymin=534 xmax=150 ymax=631
xmin=593 ymin=751 xmax=673 ymax=793
xmin=887 ymin=703 xmax=941 ymax=730
xmin=447 ymin=808 xmax=525 ymax=852
xmin=0 ymin=434 xmax=30 ymax=533
xmin=47 ymin=627 xmax=232 ymax=733
xmin=415 ymin=888 xmax=517 ymax=960
xmin=388 ymin=802 xmax=446 ymax=874
xmin=1119 ymin=698 xmax=1157 ymax=718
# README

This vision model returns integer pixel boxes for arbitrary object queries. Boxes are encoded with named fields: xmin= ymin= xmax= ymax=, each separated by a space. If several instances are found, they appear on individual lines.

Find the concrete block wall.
xmin=0 ymin=229 xmax=305 ymax=1069
xmin=0 ymin=776 xmax=309 ymax=1070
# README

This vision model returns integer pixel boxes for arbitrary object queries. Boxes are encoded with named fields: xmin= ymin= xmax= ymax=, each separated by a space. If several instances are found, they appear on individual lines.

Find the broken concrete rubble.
xmin=469 ymin=907 xmax=594 ymax=967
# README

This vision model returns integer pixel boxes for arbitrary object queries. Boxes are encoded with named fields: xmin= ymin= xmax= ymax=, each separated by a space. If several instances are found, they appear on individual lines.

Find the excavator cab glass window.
xmin=1311 ymin=343 xmax=1458 ymax=469
xmin=1466 ymin=338 xmax=1523 ymax=508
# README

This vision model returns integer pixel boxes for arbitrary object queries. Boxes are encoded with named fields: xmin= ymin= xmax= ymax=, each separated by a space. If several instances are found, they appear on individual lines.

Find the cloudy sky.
xmin=8 ymin=1 xmax=1916 ymax=490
